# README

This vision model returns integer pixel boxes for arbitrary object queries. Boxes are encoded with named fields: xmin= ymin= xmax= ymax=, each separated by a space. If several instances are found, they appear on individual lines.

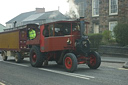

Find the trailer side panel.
xmin=0 ymin=31 xmax=19 ymax=50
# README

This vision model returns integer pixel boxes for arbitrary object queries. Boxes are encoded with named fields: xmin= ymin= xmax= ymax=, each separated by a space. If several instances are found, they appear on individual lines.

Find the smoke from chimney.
xmin=68 ymin=0 xmax=79 ymax=18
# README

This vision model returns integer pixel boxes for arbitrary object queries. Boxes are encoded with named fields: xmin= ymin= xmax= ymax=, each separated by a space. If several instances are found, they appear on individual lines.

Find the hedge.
xmin=113 ymin=23 xmax=128 ymax=46
xmin=88 ymin=33 xmax=103 ymax=48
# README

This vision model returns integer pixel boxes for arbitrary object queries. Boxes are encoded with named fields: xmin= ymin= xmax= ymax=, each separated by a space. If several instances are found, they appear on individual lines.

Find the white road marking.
xmin=2 ymin=61 xmax=95 ymax=80
xmin=118 ymin=68 xmax=128 ymax=70
xmin=106 ymin=66 xmax=128 ymax=71
xmin=0 ymin=82 xmax=5 ymax=85
xmin=106 ymin=66 xmax=123 ymax=69
xmin=38 ymin=68 xmax=95 ymax=80
xmin=2 ymin=61 xmax=29 ymax=67
xmin=106 ymin=66 xmax=117 ymax=69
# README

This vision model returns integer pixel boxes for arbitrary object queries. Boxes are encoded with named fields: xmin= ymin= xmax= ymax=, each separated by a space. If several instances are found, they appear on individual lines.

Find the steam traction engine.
xmin=1 ymin=19 xmax=101 ymax=72
xmin=28 ymin=18 xmax=101 ymax=72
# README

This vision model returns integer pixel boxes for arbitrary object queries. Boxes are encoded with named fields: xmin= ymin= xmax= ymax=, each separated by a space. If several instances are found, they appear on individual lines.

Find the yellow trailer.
xmin=0 ymin=24 xmax=38 ymax=63
xmin=0 ymin=30 xmax=19 ymax=50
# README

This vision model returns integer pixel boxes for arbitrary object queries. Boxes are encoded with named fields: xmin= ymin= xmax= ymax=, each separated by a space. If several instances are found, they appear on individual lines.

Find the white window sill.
xmin=109 ymin=13 xmax=118 ymax=16
xmin=92 ymin=15 xmax=99 ymax=17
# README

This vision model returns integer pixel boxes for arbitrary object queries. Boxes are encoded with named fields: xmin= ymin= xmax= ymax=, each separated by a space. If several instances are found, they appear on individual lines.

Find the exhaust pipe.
xmin=14 ymin=21 xmax=17 ymax=28
xmin=80 ymin=17 xmax=85 ymax=37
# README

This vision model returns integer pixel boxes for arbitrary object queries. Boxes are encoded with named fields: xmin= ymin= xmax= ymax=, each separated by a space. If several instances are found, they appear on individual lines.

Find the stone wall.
xmin=84 ymin=0 xmax=128 ymax=33
xmin=98 ymin=45 xmax=128 ymax=57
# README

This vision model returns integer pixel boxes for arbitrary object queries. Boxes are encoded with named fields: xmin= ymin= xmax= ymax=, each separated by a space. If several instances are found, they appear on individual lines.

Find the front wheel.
xmin=88 ymin=51 xmax=101 ymax=69
xmin=63 ymin=53 xmax=77 ymax=72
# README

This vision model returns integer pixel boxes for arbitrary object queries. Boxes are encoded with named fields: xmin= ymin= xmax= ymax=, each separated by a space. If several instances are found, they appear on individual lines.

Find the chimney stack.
xmin=36 ymin=8 xmax=45 ymax=13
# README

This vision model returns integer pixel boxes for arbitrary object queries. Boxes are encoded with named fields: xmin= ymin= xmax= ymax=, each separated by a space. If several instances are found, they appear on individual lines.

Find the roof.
xmin=0 ymin=24 xmax=6 ymax=32
xmin=6 ymin=10 xmax=69 ymax=26
xmin=6 ymin=11 xmax=34 ymax=23
xmin=22 ymin=13 xmax=44 ymax=22
xmin=43 ymin=19 xmax=89 ymax=25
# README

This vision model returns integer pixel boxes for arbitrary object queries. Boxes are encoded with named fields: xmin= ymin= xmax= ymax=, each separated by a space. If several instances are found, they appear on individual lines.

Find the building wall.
xmin=78 ymin=0 xmax=128 ymax=33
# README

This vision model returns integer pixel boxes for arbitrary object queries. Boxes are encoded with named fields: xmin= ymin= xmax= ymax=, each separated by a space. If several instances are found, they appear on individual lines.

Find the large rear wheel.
xmin=88 ymin=51 xmax=101 ymax=69
xmin=30 ymin=46 xmax=44 ymax=67
xmin=63 ymin=53 xmax=77 ymax=72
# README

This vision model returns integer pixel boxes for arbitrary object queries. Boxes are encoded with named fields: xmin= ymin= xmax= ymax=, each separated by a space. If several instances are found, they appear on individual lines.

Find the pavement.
xmin=101 ymin=55 xmax=128 ymax=69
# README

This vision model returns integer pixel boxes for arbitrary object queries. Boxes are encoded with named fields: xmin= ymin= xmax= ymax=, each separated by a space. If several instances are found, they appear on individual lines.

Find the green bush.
xmin=102 ymin=30 xmax=116 ymax=44
xmin=108 ymin=38 xmax=116 ymax=44
xmin=88 ymin=33 xmax=103 ymax=49
xmin=102 ymin=30 xmax=112 ymax=42
xmin=113 ymin=23 xmax=128 ymax=46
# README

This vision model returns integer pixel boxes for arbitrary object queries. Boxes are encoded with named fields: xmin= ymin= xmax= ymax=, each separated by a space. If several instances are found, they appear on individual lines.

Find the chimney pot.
xmin=36 ymin=8 xmax=45 ymax=13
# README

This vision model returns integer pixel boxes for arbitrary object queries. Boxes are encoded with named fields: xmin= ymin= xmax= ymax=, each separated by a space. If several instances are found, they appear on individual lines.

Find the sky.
xmin=0 ymin=0 xmax=69 ymax=26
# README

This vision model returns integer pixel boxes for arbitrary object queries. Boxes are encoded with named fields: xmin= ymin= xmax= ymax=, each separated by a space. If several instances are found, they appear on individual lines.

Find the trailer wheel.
xmin=63 ymin=53 xmax=77 ymax=72
xmin=15 ymin=52 xmax=22 ymax=63
xmin=1 ymin=51 xmax=8 ymax=61
xmin=88 ymin=51 xmax=101 ymax=69
xmin=30 ymin=46 xmax=44 ymax=67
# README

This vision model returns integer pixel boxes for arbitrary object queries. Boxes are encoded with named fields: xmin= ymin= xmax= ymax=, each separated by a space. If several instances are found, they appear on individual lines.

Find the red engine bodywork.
xmin=27 ymin=20 xmax=89 ymax=53
xmin=39 ymin=22 xmax=84 ymax=52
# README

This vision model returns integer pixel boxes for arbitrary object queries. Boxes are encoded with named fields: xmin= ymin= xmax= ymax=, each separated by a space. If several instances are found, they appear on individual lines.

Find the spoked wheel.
xmin=30 ymin=46 xmax=44 ymax=67
xmin=15 ymin=52 xmax=22 ymax=63
xmin=1 ymin=51 xmax=8 ymax=61
xmin=63 ymin=53 xmax=77 ymax=72
xmin=88 ymin=51 xmax=101 ymax=69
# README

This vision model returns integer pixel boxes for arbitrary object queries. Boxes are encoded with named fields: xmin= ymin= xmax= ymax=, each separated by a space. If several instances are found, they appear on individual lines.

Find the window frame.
xmin=78 ymin=2 xmax=85 ymax=17
xmin=93 ymin=23 xmax=99 ymax=33
xmin=109 ymin=0 xmax=118 ymax=15
xmin=92 ymin=0 xmax=99 ymax=17
xmin=109 ymin=21 xmax=117 ymax=31
xmin=109 ymin=21 xmax=118 ymax=37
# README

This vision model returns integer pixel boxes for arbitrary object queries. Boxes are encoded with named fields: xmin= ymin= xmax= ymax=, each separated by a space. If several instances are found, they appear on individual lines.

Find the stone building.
xmin=75 ymin=0 xmax=128 ymax=33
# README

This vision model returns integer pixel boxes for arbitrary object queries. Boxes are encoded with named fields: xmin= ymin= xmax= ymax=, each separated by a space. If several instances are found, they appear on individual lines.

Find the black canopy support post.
xmin=80 ymin=17 xmax=85 ymax=37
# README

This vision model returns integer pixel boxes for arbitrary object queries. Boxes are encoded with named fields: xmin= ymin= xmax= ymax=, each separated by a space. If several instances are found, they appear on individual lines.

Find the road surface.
xmin=0 ymin=56 xmax=128 ymax=85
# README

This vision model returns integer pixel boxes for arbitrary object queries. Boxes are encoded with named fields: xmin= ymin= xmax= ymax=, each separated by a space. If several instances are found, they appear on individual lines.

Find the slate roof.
xmin=0 ymin=24 xmax=6 ymax=32
xmin=6 ymin=11 xmax=34 ymax=23
xmin=6 ymin=10 xmax=68 ymax=26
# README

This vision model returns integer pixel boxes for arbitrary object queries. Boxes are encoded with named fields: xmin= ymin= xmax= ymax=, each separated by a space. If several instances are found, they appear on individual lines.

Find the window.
xmin=109 ymin=0 xmax=118 ymax=15
xmin=78 ymin=2 xmax=85 ymax=17
xmin=54 ymin=23 xmax=71 ymax=36
xmin=93 ymin=23 xmax=99 ymax=33
xmin=109 ymin=21 xmax=118 ymax=36
xmin=92 ymin=0 xmax=99 ymax=16
xmin=44 ymin=23 xmax=71 ymax=37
